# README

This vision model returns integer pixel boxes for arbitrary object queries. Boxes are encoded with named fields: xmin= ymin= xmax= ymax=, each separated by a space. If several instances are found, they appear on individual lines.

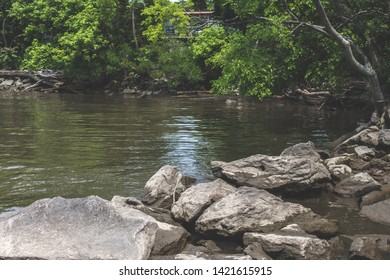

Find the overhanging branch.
xmin=283 ymin=19 xmax=331 ymax=37
xmin=312 ymin=0 xmax=372 ymax=76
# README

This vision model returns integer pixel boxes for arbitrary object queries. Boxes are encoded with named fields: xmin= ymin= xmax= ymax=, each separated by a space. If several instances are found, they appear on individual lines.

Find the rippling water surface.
xmin=2 ymin=93 xmax=388 ymax=235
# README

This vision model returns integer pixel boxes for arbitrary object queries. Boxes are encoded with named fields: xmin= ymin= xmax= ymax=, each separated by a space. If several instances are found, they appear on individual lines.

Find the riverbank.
xmin=1 ymin=136 xmax=389 ymax=260
xmin=0 ymin=70 xmax=206 ymax=97
xmin=0 ymin=70 xmax=373 ymax=110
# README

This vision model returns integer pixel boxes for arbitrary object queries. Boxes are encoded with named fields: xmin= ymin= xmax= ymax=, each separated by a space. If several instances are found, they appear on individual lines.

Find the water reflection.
xmin=0 ymin=95 xmax=373 ymax=232
xmin=161 ymin=116 xmax=211 ymax=180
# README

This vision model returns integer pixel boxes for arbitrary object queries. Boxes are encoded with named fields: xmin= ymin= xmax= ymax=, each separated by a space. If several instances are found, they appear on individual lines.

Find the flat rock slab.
xmin=0 ymin=196 xmax=168 ymax=259
xmin=354 ymin=146 xmax=375 ymax=157
xmin=195 ymin=187 xmax=338 ymax=238
xmin=360 ymin=198 xmax=390 ymax=225
xmin=211 ymin=153 xmax=330 ymax=194
xmin=350 ymin=127 xmax=380 ymax=147
xmin=171 ymin=179 xmax=236 ymax=223
xmin=332 ymin=126 xmax=380 ymax=154
xmin=0 ymin=79 xmax=14 ymax=87
xmin=334 ymin=172 xmax=381 ymax=197
xmin=243 ymin=228 xmax=331 ymax=260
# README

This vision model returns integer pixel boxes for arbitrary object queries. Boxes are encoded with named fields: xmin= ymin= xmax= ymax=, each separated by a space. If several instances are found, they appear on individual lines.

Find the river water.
xmin=0 ymin=94 xmax=388 ymax=235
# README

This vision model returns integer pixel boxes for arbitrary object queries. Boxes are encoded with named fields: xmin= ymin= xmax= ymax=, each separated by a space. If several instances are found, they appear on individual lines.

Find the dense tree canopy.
xmin=1 ymin=0 xmax=390 ymax=111
xmin=6 ymin=0 xmax=136 ymax=79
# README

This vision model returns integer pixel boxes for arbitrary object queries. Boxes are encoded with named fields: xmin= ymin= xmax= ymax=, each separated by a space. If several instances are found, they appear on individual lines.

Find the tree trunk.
xmin=2 ymin=15 xmax=8 ymax=47
xmin=132 ymin=9 xmax=138 ymax=49
xmin=312 ymin=0 xmax=390 ymax=128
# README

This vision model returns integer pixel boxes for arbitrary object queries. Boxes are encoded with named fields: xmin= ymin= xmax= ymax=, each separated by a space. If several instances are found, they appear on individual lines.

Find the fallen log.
xmin=293 ymin=88 xmax=332 ymax=106
xmin=21 ymin=80 xmax=42 ymax=92
xmin=296 ymin=88 xmax=331 ymax=97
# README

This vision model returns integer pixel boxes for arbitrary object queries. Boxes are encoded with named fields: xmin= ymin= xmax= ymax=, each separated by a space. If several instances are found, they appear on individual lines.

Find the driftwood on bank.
xmin=0 ymin=70 xmax=63 ymax=92
xmin=296 ymin=88 xmax=331 ymax=106
xmin=284 ymin=87 xmax=332 ymax=106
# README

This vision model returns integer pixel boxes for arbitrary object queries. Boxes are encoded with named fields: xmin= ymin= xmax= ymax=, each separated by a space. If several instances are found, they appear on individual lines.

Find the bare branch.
xmin=283 ymin=19 xmax=331 ymax=37
xmin=337 ymin=10 xmax=388 ymax=29
xmin=312 ymin=0 xmax=387 ymax=122
xmin=283 ymin=0 xmax=299 ymax=21
xmin=290 ymin=22 xmax=304 ymax=34
xmin=312 ymin=0 xmax=371 ymax=76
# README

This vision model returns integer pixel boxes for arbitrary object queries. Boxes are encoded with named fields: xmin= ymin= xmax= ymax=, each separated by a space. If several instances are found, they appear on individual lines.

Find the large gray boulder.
xmin=354 ymin=146 xmax=376 ymax=158
xmin=111 ymin=196 xmax=190 ymax=256
xmin=346 ymin=126 xmax=380 ymax=147
xmin=140 ymin=165 xmax=196 ymax=209
xmin=358 ymin=127 xmax=380 ymax=146
xmin=349 ymin=235 xmax=390 ymax=260
xmin=360 ymin=198 xmax=390 ymax=225
xmin=211 ymin=152 xmax=330 ymax=194
xmin=332 ymin=126 xmax=380 ymax=155
xmin=334 ymin=172 xmax=381 ymax=197
xmin=243 ymin=225 xmax=331 ymax=260
xmin=171 ymin=179 xmax=236 ymax=224
xmin=0 ymin=196 xmax=157 ymax=259
xmin=280 ymin=141 xmax=322 ymax=162
xmin=0 ymin=196 xmax=190 ymax=259
xmin=195 ymin=187 xmax=338 ymax=238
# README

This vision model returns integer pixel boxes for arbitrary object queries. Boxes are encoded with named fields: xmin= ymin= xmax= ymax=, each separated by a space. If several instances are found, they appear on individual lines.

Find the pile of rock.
xmin=0 ymin=70 xmax=63 ymax=93
xmin=0 ymin=132 xmax=389 ymax=260
xmin=329 ymin=127 xmax=390 ymax=225
xmin=0 ymin=78 xmax=30 ymax=92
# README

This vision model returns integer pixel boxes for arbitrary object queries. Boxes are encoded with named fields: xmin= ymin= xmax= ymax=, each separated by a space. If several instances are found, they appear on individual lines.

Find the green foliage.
xmin=0 ymin=47 xmax=20 ymax=69
xmin=2 ymin=0 xmax=390 ymax=97
xmin=8 ymin=0 xmax=134 ymax=79
xmin=138 ymin=39 xmax=203 ymax=88
xmin=211 ymin=32 xmax=274 ymax=97
xmin=0 ymin=0 xmax=24 ymax=69
xmin=204 ymin=20 xmax=303 ymax=97
xmin=209 ymin=0 xmax=390 ymax=98
xmin=339 ymin=0 xmax=390 ymax=87
xmin=303 ymin=34 xmax=350 ymax=91
xmin=142 ymin=0 xmax=192 ymax=42
xmin=191 ymin=26 xmax=227 ymax=65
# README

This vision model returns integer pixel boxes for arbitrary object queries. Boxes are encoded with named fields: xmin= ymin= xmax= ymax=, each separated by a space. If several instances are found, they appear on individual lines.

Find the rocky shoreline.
xmin=0 ymin=128 xmax=389 ymax=260
xmin=0 ymin=71 xmax=201 ymax=97
xmin=0 ymin=72 xmax=370 ymax=107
